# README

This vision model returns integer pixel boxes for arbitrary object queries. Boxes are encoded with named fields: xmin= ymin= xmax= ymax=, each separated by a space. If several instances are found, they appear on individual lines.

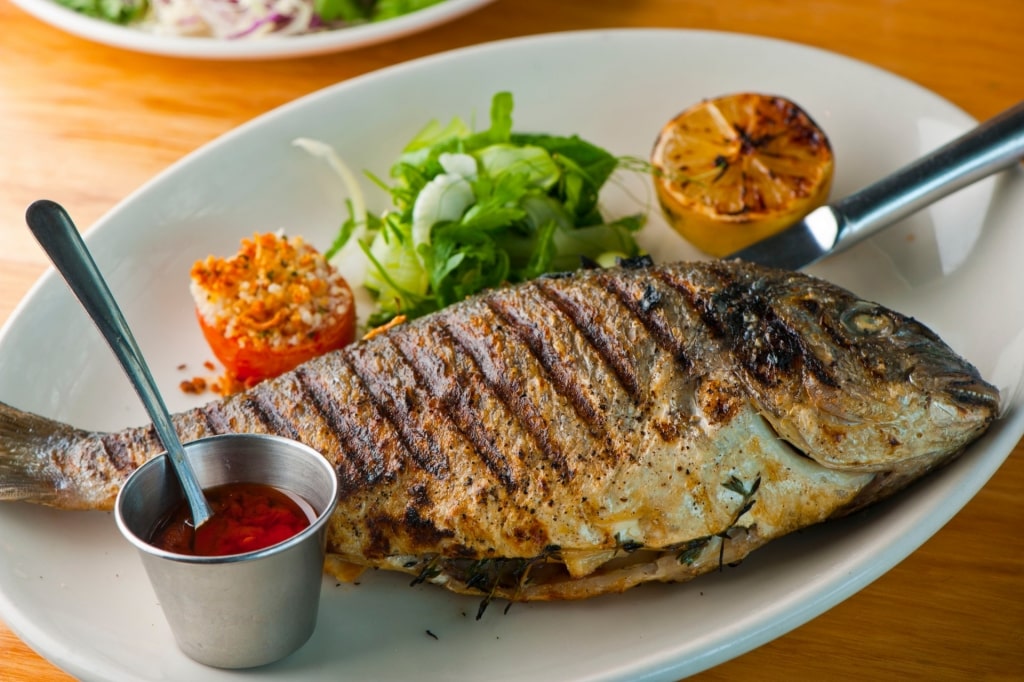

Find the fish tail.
xmin=0 ymin=401 xmax=89 ymax=506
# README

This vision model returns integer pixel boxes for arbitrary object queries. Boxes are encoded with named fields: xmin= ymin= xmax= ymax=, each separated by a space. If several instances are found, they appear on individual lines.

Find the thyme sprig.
xmin=410 ymin=555 xmax=441 ymax=587
xmin=674 ymin=473 xmax=761 ymax=568
xmin=722 ymin=474 xmax=762 ymax=520
xmin=615 ymin=533 xmax=644 ymax=554
xmin=676 ymin=536 xmax=712 ymax=565
xmin=412 ymin=545 xmax=564 ymax=620
xmin=715 ymin=473 xmax=762 ymax=570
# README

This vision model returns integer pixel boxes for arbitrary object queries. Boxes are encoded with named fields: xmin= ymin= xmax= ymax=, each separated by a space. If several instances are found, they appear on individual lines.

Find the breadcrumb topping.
xmin=190 ymin=231 xmax=350 ymax=350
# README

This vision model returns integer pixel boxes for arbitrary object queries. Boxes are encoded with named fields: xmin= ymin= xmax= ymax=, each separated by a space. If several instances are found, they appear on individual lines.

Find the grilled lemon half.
xmin=651 ymin=93 xmax=835 ymax=258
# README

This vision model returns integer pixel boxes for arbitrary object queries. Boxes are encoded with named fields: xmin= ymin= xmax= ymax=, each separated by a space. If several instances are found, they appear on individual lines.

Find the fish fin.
xmin=0 ymin=401 xmax=80 ymax=503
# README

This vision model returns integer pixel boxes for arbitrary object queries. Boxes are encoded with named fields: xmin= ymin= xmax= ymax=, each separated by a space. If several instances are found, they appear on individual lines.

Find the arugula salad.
xmin=305 ymin=92 xmax=646 ymax=326
xmin=53 ymin=0 xmax=445 ymax=39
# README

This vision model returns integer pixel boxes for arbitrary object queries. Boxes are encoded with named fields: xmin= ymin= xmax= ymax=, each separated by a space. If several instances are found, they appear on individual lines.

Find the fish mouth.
xmin=942 ymin=377 xmax=1001 ymax=412
xmin=909 ymin=361 xmax=1001 ymax=415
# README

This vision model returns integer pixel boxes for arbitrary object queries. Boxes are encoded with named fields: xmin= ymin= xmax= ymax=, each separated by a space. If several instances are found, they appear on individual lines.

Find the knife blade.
xmin=726 ymin=99 xmax=1024 ymax=270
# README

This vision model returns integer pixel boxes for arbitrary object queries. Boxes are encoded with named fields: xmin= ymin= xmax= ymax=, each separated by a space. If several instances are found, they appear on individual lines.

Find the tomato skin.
xmin=196 ymin=281 xmax=356 ymax=384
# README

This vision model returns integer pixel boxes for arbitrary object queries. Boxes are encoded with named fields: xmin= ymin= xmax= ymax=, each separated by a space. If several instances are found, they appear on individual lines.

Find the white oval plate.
xmin=7 ymin=0 xmax=492 ymax=59
xmin=1 ymin=29 xmax=1022 ymax=682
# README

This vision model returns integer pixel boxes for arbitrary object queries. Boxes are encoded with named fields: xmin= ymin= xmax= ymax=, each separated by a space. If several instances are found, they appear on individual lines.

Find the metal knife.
xmin=726 ymin=100 xmax=1024 ymax=270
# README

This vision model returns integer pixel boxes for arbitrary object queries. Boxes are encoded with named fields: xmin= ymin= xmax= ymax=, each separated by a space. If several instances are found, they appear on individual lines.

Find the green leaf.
xmin=428 ymin=224 xmax=510 ymax=307
xmin=314 ymin=0 xmax=367 ymax=22
xmin=513 ymin=132 xmax=619 ymax=187
xmin=475 ymin=144 xmax=560 ymax=190
xmin=486 ymin=91 xmax=514 ymax=143
xmin=56 ymin=0 xmax=147 ymax=23
xmin=400 ymin=116 xmax=473 ymax=167
xmin=545 ymin=219 xmax=643 ymax=272
xmin=521 ymin=219 xmax=559 ymax=279
xmin=372 ymin=0 xmax=445 ymax=21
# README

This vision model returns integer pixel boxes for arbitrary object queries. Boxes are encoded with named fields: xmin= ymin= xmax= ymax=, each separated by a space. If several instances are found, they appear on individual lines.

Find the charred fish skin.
xmin=0 ymin=260 xmax=999 ymax=602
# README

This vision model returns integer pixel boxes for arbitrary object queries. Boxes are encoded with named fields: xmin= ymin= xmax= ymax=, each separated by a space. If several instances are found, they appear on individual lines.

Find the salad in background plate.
xmin=54 ymin=0 xmax=445 ymax=39
xmin=7 ymin=0 xmax=493 ymax=58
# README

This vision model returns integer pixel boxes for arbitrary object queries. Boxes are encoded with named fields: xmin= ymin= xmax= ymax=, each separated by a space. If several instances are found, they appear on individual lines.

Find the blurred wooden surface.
xmin=1 ymin=0 xmax=1022 ymax=679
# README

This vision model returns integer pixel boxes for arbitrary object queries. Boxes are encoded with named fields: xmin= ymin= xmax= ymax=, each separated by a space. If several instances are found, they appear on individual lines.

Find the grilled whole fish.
xmin=0 ymin=259 xmax=999 ymax=604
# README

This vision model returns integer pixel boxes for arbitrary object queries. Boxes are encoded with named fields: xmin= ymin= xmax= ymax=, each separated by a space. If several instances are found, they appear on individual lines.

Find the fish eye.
xmin=840 ymin=301 xmax=894 ymax=337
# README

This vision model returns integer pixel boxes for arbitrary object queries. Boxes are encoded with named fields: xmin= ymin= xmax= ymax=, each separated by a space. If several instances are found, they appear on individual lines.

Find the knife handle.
xmin=832 ymin=100 xmax=1024 ymax=250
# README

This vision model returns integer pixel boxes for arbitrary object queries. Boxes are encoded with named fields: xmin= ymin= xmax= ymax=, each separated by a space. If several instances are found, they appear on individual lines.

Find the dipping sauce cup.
xmin=115 ymin=433 xmax=339 ymax=669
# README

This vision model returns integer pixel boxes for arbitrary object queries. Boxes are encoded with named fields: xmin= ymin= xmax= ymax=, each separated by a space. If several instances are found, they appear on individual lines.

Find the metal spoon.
xmin=25 ymin=199 xmax=213 ymax=528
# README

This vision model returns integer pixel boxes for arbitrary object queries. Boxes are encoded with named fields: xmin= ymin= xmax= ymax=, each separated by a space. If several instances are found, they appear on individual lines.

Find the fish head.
xmin=731 ymin=267 xmax=1000 ymax=472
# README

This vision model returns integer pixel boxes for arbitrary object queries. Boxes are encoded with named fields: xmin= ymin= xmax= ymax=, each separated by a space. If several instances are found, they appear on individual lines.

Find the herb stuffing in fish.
xmin=0 ymin=259 xmax=999 ymax=609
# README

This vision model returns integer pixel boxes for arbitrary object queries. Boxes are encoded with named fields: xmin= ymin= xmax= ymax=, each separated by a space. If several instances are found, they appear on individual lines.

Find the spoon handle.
xmin=25 ymin=199 xmax=213 ymax=527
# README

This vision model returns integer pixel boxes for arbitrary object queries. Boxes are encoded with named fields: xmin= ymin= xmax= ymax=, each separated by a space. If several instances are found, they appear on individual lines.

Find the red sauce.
xmin=149 ymin=482 xmax=315 ymax=556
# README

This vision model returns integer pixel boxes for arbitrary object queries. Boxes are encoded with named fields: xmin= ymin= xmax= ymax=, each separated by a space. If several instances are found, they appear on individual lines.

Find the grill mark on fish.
xmin=762 ymin=315 xmax=839 ymax=388
xmin=99 ymin=432 xmax=138 ymax=473
xmin=660 ymin=264 xmax=839 ymax=388
xmin=344 ymin=343 xmax=450 ymax=479
xmin=293 ymin=365 xmax=382 ymax=492
xmin=543 ymin=271 xmax=708 ymax=444
xmin=484 ymin=291 xmax=605 ymax=431
xmin=198 ymin=403 xmax=231 ymax=435
xmin=441 ymin=304 xmax=575 ymax=478
xmin=388 ymin=327 xmax=518 ymax=492
xmin=658 ymin=261 xmax=740 ymax=341
xmin=244 ymin=387 xmax=301 ymax=441
xmin=484 ymin=284 xmax=651 ymax=465
xmin=399 ymin=483 xmax=466 ymax=553
xmin=535 ymin=278 xmax=641 ymax=401
xmin=599 ymin=270 xmax=693 ymax=371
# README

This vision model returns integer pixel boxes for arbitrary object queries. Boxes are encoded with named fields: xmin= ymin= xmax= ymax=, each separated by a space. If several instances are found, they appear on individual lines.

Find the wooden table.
xmin=1 ymin=0 xmax=1022 ymax=679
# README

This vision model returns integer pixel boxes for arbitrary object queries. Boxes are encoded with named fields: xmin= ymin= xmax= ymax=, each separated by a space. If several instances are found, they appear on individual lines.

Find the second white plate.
xmin=7 ymin=0 xmax=493 ymax=59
